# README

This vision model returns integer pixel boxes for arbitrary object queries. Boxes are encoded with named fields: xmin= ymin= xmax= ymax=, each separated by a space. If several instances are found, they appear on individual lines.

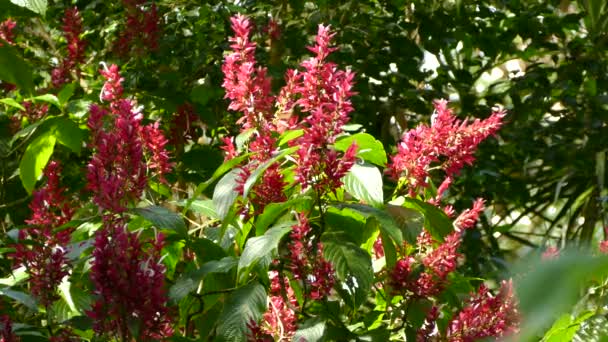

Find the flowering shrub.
xmin=1 ymin=3 xmax=607 ymax=342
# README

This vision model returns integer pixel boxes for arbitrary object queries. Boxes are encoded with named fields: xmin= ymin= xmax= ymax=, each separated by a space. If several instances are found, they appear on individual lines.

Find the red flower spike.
xmin=87 ymin=65 xmax=172 ymax=212
xmin=388 ymin=100 xmax=505 ymax=196
xmin=13 ymin=161 xmax=74 ymax=306
xmin=88 ymin=220 xmax=172 ymax=340
xmin=116 ymin=0 xmax=160 ymax=56
xmin=417 ymin=306 xmax=440 ymax=342
xmin=254 ymin=271 xmax=298 ymax=341
xmin=453 ymin=198 xmax=485 ymax=231
xmin=288 ymin=214 xmax=335 ymax=300
xmin=447 ymin=280 xmax=519 ymax=341
xmin=52 ymin=7 xmax=86 ymax=88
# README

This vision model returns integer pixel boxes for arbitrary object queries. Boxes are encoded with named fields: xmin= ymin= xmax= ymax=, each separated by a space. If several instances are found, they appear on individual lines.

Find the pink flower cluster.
xmin=87 ymin=64 xmax=171 ymax=212
xmin=281 ymin=24 xmax=358 ymax=194
xmin=254 ymin=271 xmax=298 ymax=341
xmin=88 ymin=220 xmax=172 ymax=340
xmin=222 ymin=14 xmax=286 ymax=215
xmin=13 ymin=161 xmax=74 ymax=306
xmin=390 ymin=199 xmax=485 ymax=296
xmin=388 ymin=100 xmax=505 ymax=196
xmin=19 ymin=101 xmax=49 ymax=122
xmin=446 ymin=280 xmax=519 ymax=341
xmin=51 ymin=7 xmax=86 ymax=88
xmin=288 ymin=214 xmax=335 ymax=300
xmin=0 ymin=18 xmax=16 ymax=46
xmin=116 ymin=0 xmax=161 ymax=56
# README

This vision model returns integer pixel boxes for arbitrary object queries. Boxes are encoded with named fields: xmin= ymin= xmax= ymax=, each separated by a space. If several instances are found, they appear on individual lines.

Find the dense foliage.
xmin=1 ymin=0 xmax=608 ymax=341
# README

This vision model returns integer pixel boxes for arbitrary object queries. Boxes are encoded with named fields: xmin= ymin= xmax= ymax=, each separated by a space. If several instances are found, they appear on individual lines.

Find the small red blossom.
xmin=417 ymin=306 xmax=440 ymax=342
xmin=19 ymin=101 xmax=49 ymax=122
xmin=142 ymin=121 xmax=173 ymax=181
xmin=447 ymin=280 xmax=519 ymax=342
xmin=453 ymin=198 xmax=485 ymax=231
xmin=288 ymin=214 xmax=335 ymax=300
xmin=0 ymin=19 xmax=16 ymax=46
xmin=542 ymin=246 xmax=560 ymax=260
xmin=388 ymin=100 xmax=505 ymax=196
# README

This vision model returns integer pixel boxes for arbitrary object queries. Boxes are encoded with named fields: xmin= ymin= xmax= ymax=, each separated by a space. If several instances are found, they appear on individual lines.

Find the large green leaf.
xmin=50 ymin=117 xmax=84 ymax=155
xmin=0 ymin=43 xmax=34 ymax=93
xmin=131 ymin=205 xmax=187 ymax=237
xmin=334 ymin=203 xmax=424 ymax=245
xmin=212 ymin=168 xmax=241 ymax=220
xmin=237 ymin=225 xmax=292 ymax=283
xmin=216 ymin=282 xmax=267 ymax=342
xmin=343 ymin=162 xmax=384 ymax=208
xmin=0 ymin=97 xmax=25 ymax=110
xmin=542 ymin=311 xmax=594 ymax=342
xmin=0 ymin=287 xmax=38 ymax=311
xmin=9 ymin=0 xmax=47 ymax=15
xmin=19 ymin=131 xmax=56 ymax=193
xmin=293 ymin=318 xmax=327 ymax=342
xmin=322 ymin=232 xmax=374 ymax=309
xmin=169 ymin=256 xmax=237 ymax=302
xmin=254 ymin=196 xmax=311 ymax=236
xmin=334 ymin=133 xmax=387 ymax=167
xmin=400 ymin=198 xmax=452 ymax=241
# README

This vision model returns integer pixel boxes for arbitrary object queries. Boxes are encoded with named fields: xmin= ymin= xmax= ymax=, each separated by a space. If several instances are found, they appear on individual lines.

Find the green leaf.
xmin=131 ymin=205 xmax=187 ymax=237
xmin=216 ymin=283 xmax=267 ymax=342
xmin=343 ymin=162 xmax=384 ymax=207
xmin=0 ymin=97 xmax=25 ymax=110
xmin=334 ymin=133 xmax=387 ymax=167
xmin=19 ymin=131 xmax=56 ymax=193
xmin=169 ymin=256 xmax=237 ymax=302
xmin=334 ymin=203 xmax=410 ymax=245
xmin=57 ymin=83 xmax=76 ymax=105
xmin=186 ymin=199 xmax=218 ymax=219
xmin=515 ymin=251 xmax=608 ymax=340
xmin=182 ymin=153 xmax=249 ymax=215
xmin=0 ymin=43 xmax=34 ymax=94
xmin=235 ymin=128 xmax=255 ymax=152
xmin=401 ymin=198 xmax=452 ymax=241
xmin=0 ymin=266 xmax=28 ymax=286
xmin=322 ymin=231 xmax=374 ymax=309
xmin=277 ymin=129 xmax=304 ymax=147
xmin=50 ymin=117 xmax=83 ymax=155
xmin=255 ymin=196 xmax=311 ymax=236
xmin=238 ymin=225 xmax=292 ymax=283
xmin=32 ymin=94 xmax=60 ymax=109
xmin=0 ymin=288 xmax=38 ymax=311
xmin=542 ymin=311 xmax=594 ymax=342
xmin=293 ymin=318 xmax=327 ymax=342
xmin=9 ymin=0 xmax=47 ymax=15
xmin=242 ymin=146 xmax=298 ymax=198
xmin=213 ymin=168 xmax=241 ymax=220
